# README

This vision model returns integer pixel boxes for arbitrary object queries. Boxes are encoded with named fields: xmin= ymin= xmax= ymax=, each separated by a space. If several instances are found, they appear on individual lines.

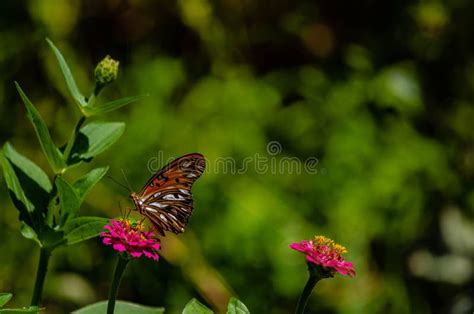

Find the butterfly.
xmin=130 ymin=153 xmax=205 ymax=236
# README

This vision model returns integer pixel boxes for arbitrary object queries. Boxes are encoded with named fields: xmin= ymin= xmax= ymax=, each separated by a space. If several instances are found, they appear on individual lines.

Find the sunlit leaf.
xmin=226 ymin=298 xmax=249 ymax=314
xmin=0 ymin=152 xmax=39 ymax=229
xmin=72 ymin=300 xmax=165 ymax=314
xmin=84 ymin=95 xmax=147 ymax=116
xmin=20 ymin=222 xmax=41 ymax=246
xmin=46 ymin=38 xmax=87 ymax=108
xmin=15 ymin=82 xmax=66 ymax=173
xmin=73 ymin=166 xmax=109 ymax=201
xmin=62 ymin=216 xmax=109 ymax=246
xmin=182 ymin=299 xmax=213 ymax=314
xmin=67 ymin=121 xmax=125 ymax=165
xmin=3 ymin=143 xmax=52 ymax=193
xmin=0 ymin=293 xmax=12 ymax=307
xmin=55 ymin=176 xmax=80 ymax=226
xmin=0 ymin=152 xmax=32 ymax=212
xmin=0 ymin=306 xmax=39 ymax=313
xmin=0 ymin=308 xmax=39 ymax=313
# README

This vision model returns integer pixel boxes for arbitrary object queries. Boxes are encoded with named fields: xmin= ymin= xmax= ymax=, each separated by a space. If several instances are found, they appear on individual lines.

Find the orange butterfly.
xmin=130 ymin=153 xmax=205 ymax=236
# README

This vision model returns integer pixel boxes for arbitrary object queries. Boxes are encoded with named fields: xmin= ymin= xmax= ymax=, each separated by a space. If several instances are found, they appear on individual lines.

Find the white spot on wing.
xmin=146 ymin=207 xmax=158 ymax=213
xmin=150 ymin=202 xmax=168 ymax=208
xmin=143 ymin=192 xmax=161 ymax=202
xmin=179 ymin=189 xmax=190 ymax=195
xmin=163 ymin=194 xmax=185 ymax=201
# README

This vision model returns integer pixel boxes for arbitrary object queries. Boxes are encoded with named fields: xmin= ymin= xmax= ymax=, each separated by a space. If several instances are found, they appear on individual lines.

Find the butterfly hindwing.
xmin=135 ymin=153 xmax=205 ymax=235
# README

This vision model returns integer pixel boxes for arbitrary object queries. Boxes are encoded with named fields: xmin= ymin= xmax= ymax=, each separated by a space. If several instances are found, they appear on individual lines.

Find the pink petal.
xmin=130 ymin=251 xmax=142 ymax=258
xmin=113 ymin=243 xmax=127 ymax=252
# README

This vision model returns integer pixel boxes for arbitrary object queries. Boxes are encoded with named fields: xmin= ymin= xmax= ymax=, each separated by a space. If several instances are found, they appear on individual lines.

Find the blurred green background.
xmin=1 ymin=1 xmax=473 ymax=313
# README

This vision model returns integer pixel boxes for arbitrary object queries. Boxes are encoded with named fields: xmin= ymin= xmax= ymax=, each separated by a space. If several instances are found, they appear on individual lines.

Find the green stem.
xmin=107 ymin=256 xmax=129 ymax=314
xmin=295 ymin=273 xmax=320 ymax=314
xmin=62 ymin=115 xmax=86 ymax=163
xmin=30 ymin=248 xmax=51 ymax=306
xmin=89 ymin=82 xmax=105 ymax=105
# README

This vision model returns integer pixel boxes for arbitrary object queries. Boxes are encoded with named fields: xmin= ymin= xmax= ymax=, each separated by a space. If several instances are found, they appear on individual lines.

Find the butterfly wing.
xmin=137 ymin=153 xmax=205 ymax=235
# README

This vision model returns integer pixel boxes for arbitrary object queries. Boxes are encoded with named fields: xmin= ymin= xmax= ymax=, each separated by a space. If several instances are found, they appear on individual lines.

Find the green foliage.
xmin=180 ymin=298 xmax=249 ymax=314
xmin=67 ymin=121 xmax=125 ymax=165
xmin=0 ymin=307 xmax=39 ymax=313
xmin=182 ymin=299 xmax=213 ymax=314
xmin=19 ymin=223 xmax=41 ymax=247
xmin=55 ymin=176 xmax=80 ymax=226
xmin=0 ymin=294 xmax=13 ymax=308
xmin=1 ymin=40 xmax=127 ymax=247
xmin=0 ymin=39 xmax=139 ymax=311
xmin=46 ymin=38 xmax=87 ymax=109
xmin=0 ymin=295 xmax=39 ymax=313
xmin=226 ymin=298 xmax=250 ymax=314
xmin=2 ymin=143 xmax=52 ymax=193
xmin=84 ymin=95 xmax=148 ymax=116
xmin=62 ymin=217 xmax=110 ymax=246
xmin=73 ymin=167 xmax=109 ymax=201
xmin=14 ymin=83 xmax=66 ymax=174
xmin=72 ymin=301 xmax=164 ymax=314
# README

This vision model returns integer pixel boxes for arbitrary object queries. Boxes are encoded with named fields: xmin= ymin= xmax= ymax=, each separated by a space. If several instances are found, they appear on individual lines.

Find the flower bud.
xmin=94 ymin=55 xmax=119 ymax=93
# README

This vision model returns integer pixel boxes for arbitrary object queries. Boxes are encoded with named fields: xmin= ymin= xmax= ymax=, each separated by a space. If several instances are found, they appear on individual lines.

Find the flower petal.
xmin=112 ymin=243 xmax=127 ymax=252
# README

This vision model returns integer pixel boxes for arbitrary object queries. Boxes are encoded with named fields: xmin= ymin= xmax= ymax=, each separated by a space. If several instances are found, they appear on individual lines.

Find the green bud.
xmin=94 ymin=55 xmax=119 ymax=93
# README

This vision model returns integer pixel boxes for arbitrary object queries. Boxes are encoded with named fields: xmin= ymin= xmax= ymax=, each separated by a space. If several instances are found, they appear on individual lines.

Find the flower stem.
xmin=30 ymin=248 xmax=51 ymax=306
xmin=295 ymin=273 xmax=320 ymax=314
xmin=63 ymin=116 xmax=86 ymax=163
xmin=107 ymin=256 xmax=129 ymax=314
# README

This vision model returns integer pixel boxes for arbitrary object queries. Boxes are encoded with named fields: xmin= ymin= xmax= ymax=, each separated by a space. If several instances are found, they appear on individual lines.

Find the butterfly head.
xmin=130 ymin=192 xmax=143 ymax=212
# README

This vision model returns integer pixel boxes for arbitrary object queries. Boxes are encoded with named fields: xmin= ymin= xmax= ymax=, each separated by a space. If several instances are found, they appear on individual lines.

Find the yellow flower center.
xmin=313 ymin=235 xmax=348 ymax=254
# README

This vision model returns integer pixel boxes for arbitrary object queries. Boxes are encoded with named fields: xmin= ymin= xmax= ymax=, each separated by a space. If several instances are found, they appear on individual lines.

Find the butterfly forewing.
xmin=135 ymin=153 xmax=205 ymax=235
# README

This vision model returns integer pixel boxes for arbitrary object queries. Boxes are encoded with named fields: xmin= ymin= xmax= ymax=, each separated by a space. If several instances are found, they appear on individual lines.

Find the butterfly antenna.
xmin=106 ymin=175 xmax=132 ymax=193
xmin=121 ymin=169 xmax=133 ymax=192
xmin=126 ymin=206 xmax=132 ymax=219
xmin=118 ymin=200 xmax=124 ymax=219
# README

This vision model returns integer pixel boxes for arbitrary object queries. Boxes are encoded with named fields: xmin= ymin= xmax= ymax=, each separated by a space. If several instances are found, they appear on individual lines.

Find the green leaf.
xmin=46 ymin=38 xmax=87 ymax=108
xmin=73 ymin=300 xmax=165 ymax=314
xmin=0 ymin=293 xmax=12 ymax=307
xmin=68 ymin=121 xmax=125 ymax=165
xmin=0 ymin=152 xmax=33 ymax=213
xmin=20 ymin=222 xmax=41 ymax=246
xmin=0 ymin=152 xmax=44 ymax=231
xmin=55 ymin=176 xmax=80 ymax=226
xmin=0 ymin=306 xmax=39 ymax=313
xmin=62 ymin=216 xmax=109 ymax=246
xmin=73 ymin=166 xmax=109 ymax=201
xmin=182 ymin=299 xmax=213 ymax=314
xmin=15 ymin=82 xmax=66 ymax=174
xmin=84 ymin=95 xmax=148 ymax=116
xmin=3 ymin=143 xmax=52 ymax=192
xmin=2 ymin=143 xmax=50 ymax=224
xmin=226 ymin=298 xmax=249 ymax=314
xmin=38 ymin=226 xmax=64 ymax=249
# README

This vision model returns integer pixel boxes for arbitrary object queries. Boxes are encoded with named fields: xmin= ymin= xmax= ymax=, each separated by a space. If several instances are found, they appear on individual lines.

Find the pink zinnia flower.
xmin=290 ymin=235 xmax=356 ymax=277
xmin=100 ymin=219 xmax=161 ymax=261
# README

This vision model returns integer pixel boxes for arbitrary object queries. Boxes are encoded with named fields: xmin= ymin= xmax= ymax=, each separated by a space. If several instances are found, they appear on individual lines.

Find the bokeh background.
xmin=1 ymin=1 xmax=473 ymax=313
